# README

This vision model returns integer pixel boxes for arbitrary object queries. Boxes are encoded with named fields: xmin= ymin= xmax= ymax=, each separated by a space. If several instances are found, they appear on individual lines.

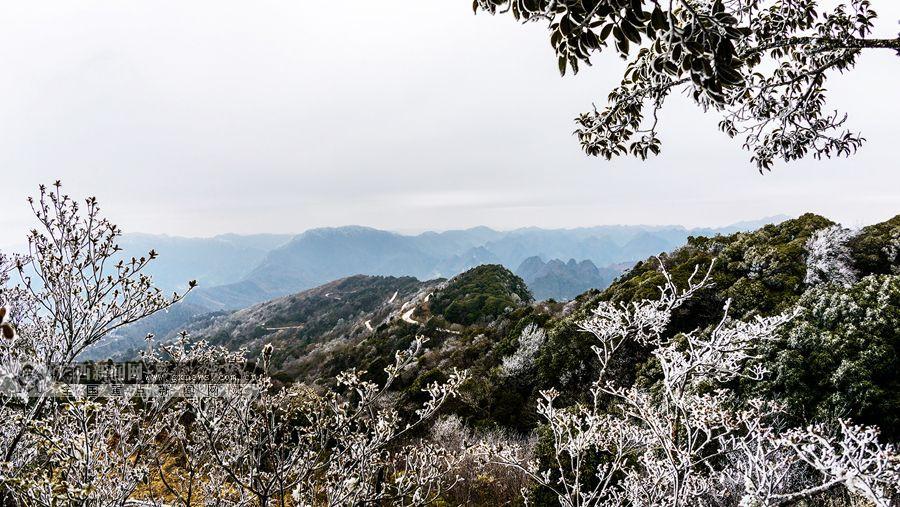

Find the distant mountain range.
xmin=118 ymin=233 xmax=292 ymax=293
xmin=131 ymin=216 xmax=789 ymax=311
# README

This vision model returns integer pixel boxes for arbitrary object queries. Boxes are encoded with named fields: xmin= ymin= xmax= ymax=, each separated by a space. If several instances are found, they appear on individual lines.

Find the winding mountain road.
xmin=265 ymin=324 xmax=304 ymax=331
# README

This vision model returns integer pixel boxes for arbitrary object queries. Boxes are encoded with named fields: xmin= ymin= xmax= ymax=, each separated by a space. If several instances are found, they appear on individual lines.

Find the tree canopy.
xmin=473 ymin=0 xmax=899 ymax=171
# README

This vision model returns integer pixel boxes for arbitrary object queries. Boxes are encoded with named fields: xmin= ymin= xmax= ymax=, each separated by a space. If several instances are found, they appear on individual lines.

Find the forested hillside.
xmin=6 ymin=0 xmax=899 ymax=502
xmin=168 ymin=214 xmax=899 ymax=444
xmin=134 ymin=219 xmax=785 ymax=311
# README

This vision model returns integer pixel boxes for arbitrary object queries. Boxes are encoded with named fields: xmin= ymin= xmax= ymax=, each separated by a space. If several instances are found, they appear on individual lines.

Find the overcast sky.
xmin=1 ymin=1 xmax=898 ymax=247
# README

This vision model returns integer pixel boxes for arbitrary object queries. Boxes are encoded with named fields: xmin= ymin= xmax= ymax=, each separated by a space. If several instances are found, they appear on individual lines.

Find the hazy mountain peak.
xmin=515 ymin=256 xmax=619 ymax=301
xmin=298 ymin=225 xmax=397 ymax=239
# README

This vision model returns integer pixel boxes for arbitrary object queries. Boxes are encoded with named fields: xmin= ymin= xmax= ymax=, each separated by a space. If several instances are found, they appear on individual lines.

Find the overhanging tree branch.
xmin=474 ymin=0 xmax=898 ymax=170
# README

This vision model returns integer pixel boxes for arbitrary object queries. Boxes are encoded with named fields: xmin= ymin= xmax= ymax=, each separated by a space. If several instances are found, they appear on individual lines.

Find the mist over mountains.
xmin=119 ymin=233 xmax=292 ymax=292
xmin=132 ymin=216 xmax=789 ymax=312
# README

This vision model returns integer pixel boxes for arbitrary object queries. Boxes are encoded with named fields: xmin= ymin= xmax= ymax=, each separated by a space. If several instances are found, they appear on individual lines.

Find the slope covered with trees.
xmin=228 ymin=211 xmax=900 ymax=504
xmin=238 ymin=213 xmax=900 ymax=443
xmin=428 ymin=264 xmax=533 ymax=325
xmin=2 ymin=184 xmax=897 ymax=505
xmin=103 ymin=219 xmax=784 ymax=354
xmin=170 ymin=274 xmax=435 ymax=372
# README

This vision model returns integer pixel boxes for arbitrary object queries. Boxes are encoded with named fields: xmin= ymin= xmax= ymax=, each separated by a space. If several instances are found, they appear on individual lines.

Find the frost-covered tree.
xmin=12 ymin=394 xmax=179 ymax=507
xmin=480 ymin=260 xmax=900 ymax=506
xmin=501 ymin=323 xmax=548 ymax=377
xmin=0 ymin=182 xmax=192 ymax=505
xmin=151 ymin=336 xmax=467 ymax=506
xmin=763 ymin=273 xmax=900 ymax=438
xmin=804 ymin=224 xmax=858 ymax=286
xmin=886 ymin=228 xmax=900 ymax=274
xmin=429 ymin=414 xmax=536 ymax=504
xmin=473 ymin=0 xmax=898 ymax=170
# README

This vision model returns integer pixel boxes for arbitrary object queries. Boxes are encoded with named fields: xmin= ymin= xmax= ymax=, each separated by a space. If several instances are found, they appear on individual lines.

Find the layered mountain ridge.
xmin=515 ymin=257 xmax=620 ymax=301
xmin=91 ymin=214 xmax=900 ymax=443
xmin=137 ymin=216 xmax=790 ymax=311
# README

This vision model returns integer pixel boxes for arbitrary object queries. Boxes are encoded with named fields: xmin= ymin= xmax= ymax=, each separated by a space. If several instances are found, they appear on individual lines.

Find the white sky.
xmin=1 ymin=1 xmax=898 ymax=247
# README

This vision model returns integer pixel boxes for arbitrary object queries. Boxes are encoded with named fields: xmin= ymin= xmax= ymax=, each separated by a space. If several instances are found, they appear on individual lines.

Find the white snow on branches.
xmin=886 ymin=228 xmax=900 ymax=275
xmin=805 ymin=225 xmax=858 ymax=286
xmin=501 ymin=323 xmax=547 ymax=377
xmin=2 ymin=185 xmax=898 ymax=506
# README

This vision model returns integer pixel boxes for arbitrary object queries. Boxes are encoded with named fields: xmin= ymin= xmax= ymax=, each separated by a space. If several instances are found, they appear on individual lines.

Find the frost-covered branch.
xmin=501 ymin=323 xmax=547 ymax=377
xmin=805 ymin=224 xmax=858 ymax=286
xmin=474 ymin=0 xmax=895 ymax=169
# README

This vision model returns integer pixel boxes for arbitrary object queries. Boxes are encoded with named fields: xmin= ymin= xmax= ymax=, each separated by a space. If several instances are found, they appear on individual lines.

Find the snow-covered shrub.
xmin=501 ymin=323 xmax=547 ymax=377
xmin=805 ymin=225 xmax=858 ymax=286
xmin=431 ymin=415 xmax=535 ymax=505
xmin=886 ymin=228 xmax=900 ymax=274
xmin=0 ymin=184 xmax=197 ymax=505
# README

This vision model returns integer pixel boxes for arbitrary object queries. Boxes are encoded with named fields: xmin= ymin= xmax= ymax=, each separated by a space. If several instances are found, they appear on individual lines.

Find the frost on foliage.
xmin=474 ymin=0 xmax=890 ymax=170
xmin=0 ymin=184 xmax=471 ymax=507
xmin=805 ymin=225 xmax=858 ymax=286
xmin=431 ymin=414 xmax=536 ymax=504
xmin=275 ymin=336 xmax=468 ymax=506
xmin=886 ymin=228 xmax=900 ymax=275
xmin=480 ymin=259 xmax=900 ymax=507
xmin=0 ymin=183 xmax=195 ymax=506
xmin=500 ymin=323 xmax=547 ymax=377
